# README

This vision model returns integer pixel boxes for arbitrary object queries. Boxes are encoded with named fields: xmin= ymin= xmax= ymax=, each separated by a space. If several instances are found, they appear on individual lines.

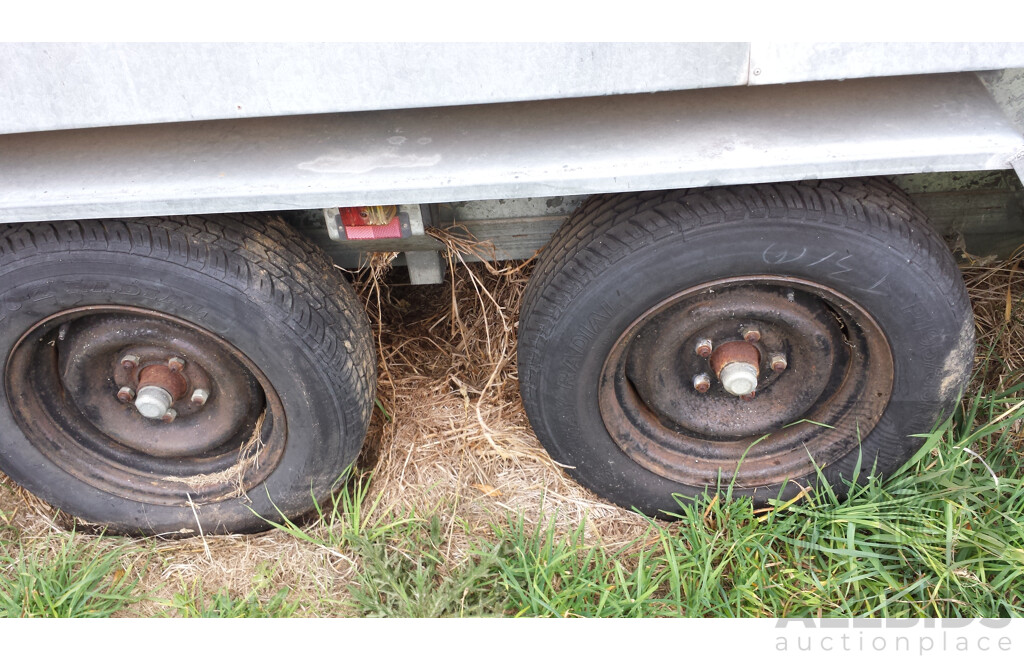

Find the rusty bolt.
xmin=743 ymin=328 xmax=761 ymax=343
xmin=740 ymin=392 xmax=757 ymax=402
xmin=695 ymin=338 xmax=713 ymax=358
xmin=116 ymin=386 xmax=136 ymax=403
xmin=771 ymin=354 xmax=788 ymax=372
xmin=693 ymin=373 xmax=711 ymax=393
xmin=168 ymin=357 xmax=185 ymax=372
xmin=191 ymin=388 xmax=209 ymax=406
xmin=120 ymin=354 xmax=140 ymax=370
xmin=161 ymin=408 xmax=177 ymax=423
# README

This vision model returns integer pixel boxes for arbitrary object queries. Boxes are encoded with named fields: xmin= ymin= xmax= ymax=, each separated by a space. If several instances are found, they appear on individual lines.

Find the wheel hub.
xmin=708 ymin=340 xmax=761 ymax=396
xmin=135 ymin=363 xmax=188 ymax=418
xmin=599 ymin=276 xmax=894 ymax=489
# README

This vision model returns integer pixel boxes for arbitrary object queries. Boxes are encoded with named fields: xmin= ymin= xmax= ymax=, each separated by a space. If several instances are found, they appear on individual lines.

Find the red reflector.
xmin=340 ymin=206 xmax=402 ymax=240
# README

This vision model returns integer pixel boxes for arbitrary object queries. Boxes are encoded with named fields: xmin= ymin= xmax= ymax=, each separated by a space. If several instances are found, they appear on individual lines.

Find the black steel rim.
xmin=5 ymin=306 xmax=287 ymax=506
xmin=598 ymin=276 xmax=894 ymax=489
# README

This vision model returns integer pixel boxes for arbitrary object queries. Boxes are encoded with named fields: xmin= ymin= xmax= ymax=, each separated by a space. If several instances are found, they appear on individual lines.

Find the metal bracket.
xmin=404 ymin=251 xmax=446 ymax=285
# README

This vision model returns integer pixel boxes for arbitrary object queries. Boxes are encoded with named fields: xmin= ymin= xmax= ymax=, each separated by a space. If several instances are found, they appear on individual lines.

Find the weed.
xmin=170 ymin=583 xmax=299 ymax=618
xmin=347 ymin=514 xmax=507 ymax=617
xmin=0 ymin=534 xmax=139 ymax=618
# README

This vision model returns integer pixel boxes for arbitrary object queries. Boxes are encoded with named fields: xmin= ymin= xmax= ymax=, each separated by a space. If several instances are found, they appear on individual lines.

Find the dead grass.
xmin=961 ymin=243 xmax=1024 ymax=391
xmin=1 ymin=231 xmax=1021 ymax=616
xmin=349 ymin=229 xmax=652 ymax=565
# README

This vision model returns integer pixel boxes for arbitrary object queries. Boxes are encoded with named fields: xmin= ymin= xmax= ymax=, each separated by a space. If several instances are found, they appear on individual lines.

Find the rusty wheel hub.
xmin=4 ymin=306 xmax=287 ymax=506
xmin=598 ymin=276 xmax=893 ymax=489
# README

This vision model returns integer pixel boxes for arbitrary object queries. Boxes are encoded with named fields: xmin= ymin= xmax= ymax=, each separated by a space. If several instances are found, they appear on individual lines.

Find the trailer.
xmin=1 ymin=43 xmax=1023 ymax=534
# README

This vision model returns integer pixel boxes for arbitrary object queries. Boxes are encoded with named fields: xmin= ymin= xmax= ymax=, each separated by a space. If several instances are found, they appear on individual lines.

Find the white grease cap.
xmin=135 ymin=385 xmax=173 ymax=419
xmin=719 ymin=362 xmax=758 ymax=396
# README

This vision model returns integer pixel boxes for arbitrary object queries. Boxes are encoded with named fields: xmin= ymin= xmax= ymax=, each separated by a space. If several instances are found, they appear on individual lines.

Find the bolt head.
xmin=771 ymin=354 xmax=788 ymax=372
xmin=743 ymin=328 xmax=761 ymax=343
xmin=695 ymin=338 xmax=713 ymax=358
xmin=168 ymin=357 xmax=185 ymax=372
xmin=191 ymin=388 xmax=209 ymax=406
xmin=693 ymin=373 xmax=711 ymax=393
xmin=161 ymin=408 xmax=177 ymax=423
xmin=116 ymin=386 xmax=136 ymax=403
xmin=120 ymin=354 xmax=140 ymax=369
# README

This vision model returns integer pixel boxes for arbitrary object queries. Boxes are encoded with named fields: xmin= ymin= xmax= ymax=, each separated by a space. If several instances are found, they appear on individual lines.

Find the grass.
xmin=484 ymin=407 xmax=1023 ymax=618
xmin=0 ymin=533 xmax=141 ymax=617
xmin=283 ymin=377 xmax=1024 ymax=618
xmin=0 ymin=376 xmax=1021 ymax=618
xmin=169 ymin=583 xmax=300 ymax=618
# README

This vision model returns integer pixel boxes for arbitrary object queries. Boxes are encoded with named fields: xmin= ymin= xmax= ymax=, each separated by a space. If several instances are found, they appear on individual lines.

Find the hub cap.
xmin=598 ymin=276 xmax=894 ymax=489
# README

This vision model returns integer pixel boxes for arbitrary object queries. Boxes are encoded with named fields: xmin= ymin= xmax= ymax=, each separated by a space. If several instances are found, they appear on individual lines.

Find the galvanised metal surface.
xmin=748 ymin=43 xmax=1024 ymax=86
xmin=0 ymin=43 xmax=751 ymax=135
xmin=2 ymin=73 xmax=1022 ymax=224
xmin=5 ymin=43 xmax=1024 ymax=136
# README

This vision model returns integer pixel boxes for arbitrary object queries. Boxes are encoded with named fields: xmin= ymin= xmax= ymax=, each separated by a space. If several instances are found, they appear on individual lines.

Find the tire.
xmin=0 ymin=214 xmax=375 ymax=535
xmin=518 ymin=179 xmax=975 ymax=516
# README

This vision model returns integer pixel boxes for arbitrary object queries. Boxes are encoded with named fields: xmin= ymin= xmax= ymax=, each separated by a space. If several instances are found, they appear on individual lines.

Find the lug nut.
xmin=120 ymin=354 xmax=140 ymax=370
xmin=743 ymin=328 xmax=761 ymax=343
xmin=161 ymin=408 xmax=177 ymax=423
xmin=116 ymin=386 xmax=136 ymax=403
xmin=168 ymin=357 xmax=185 ymax=372
xmin=693 ymin=373 xmax=711 ymax=393
xmin=191 ymin=388 xmax=209 ymax=406
xmin=695 ymin=338 xmax=713 ymax=358
xmin=771 ymin=354 xmax=788 ymax=372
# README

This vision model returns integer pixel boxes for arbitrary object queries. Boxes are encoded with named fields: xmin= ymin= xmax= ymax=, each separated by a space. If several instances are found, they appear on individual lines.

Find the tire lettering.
xmin=762 ymin=244 xmax=807 ymax=265
xmin=829 ymin=254 xmax=854 ymax=279
xmin=762 ymin=246 xmax=889 ymax=296
xmin=806 ymin=251 xmax=836 ymax=267
xmin=858 ymin=273 xmax=890 ymax=296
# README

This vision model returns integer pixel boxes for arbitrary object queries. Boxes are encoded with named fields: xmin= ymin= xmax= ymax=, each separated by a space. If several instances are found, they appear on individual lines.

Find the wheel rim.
xmin=598 ymin=276 xmax=894 ymax=489
xmin=4 ymin=306 xmax=287 ymax=506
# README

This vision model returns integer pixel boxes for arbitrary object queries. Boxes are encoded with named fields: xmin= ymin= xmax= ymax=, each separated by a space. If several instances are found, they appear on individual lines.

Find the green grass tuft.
xmin=0 ymin=534 xmax=140 ymax=618
xmin=169 ymin=583 xmax=299 ymax=618
xmin=347 ymin=514 xmax=507 ymax=617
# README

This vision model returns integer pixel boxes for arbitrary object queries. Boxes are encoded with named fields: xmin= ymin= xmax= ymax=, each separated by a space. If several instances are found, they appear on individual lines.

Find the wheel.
xmin=518 ymin=179 xmax=975 ymax=516
xmin=0 ymin=214 xmax=375 ymax=535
